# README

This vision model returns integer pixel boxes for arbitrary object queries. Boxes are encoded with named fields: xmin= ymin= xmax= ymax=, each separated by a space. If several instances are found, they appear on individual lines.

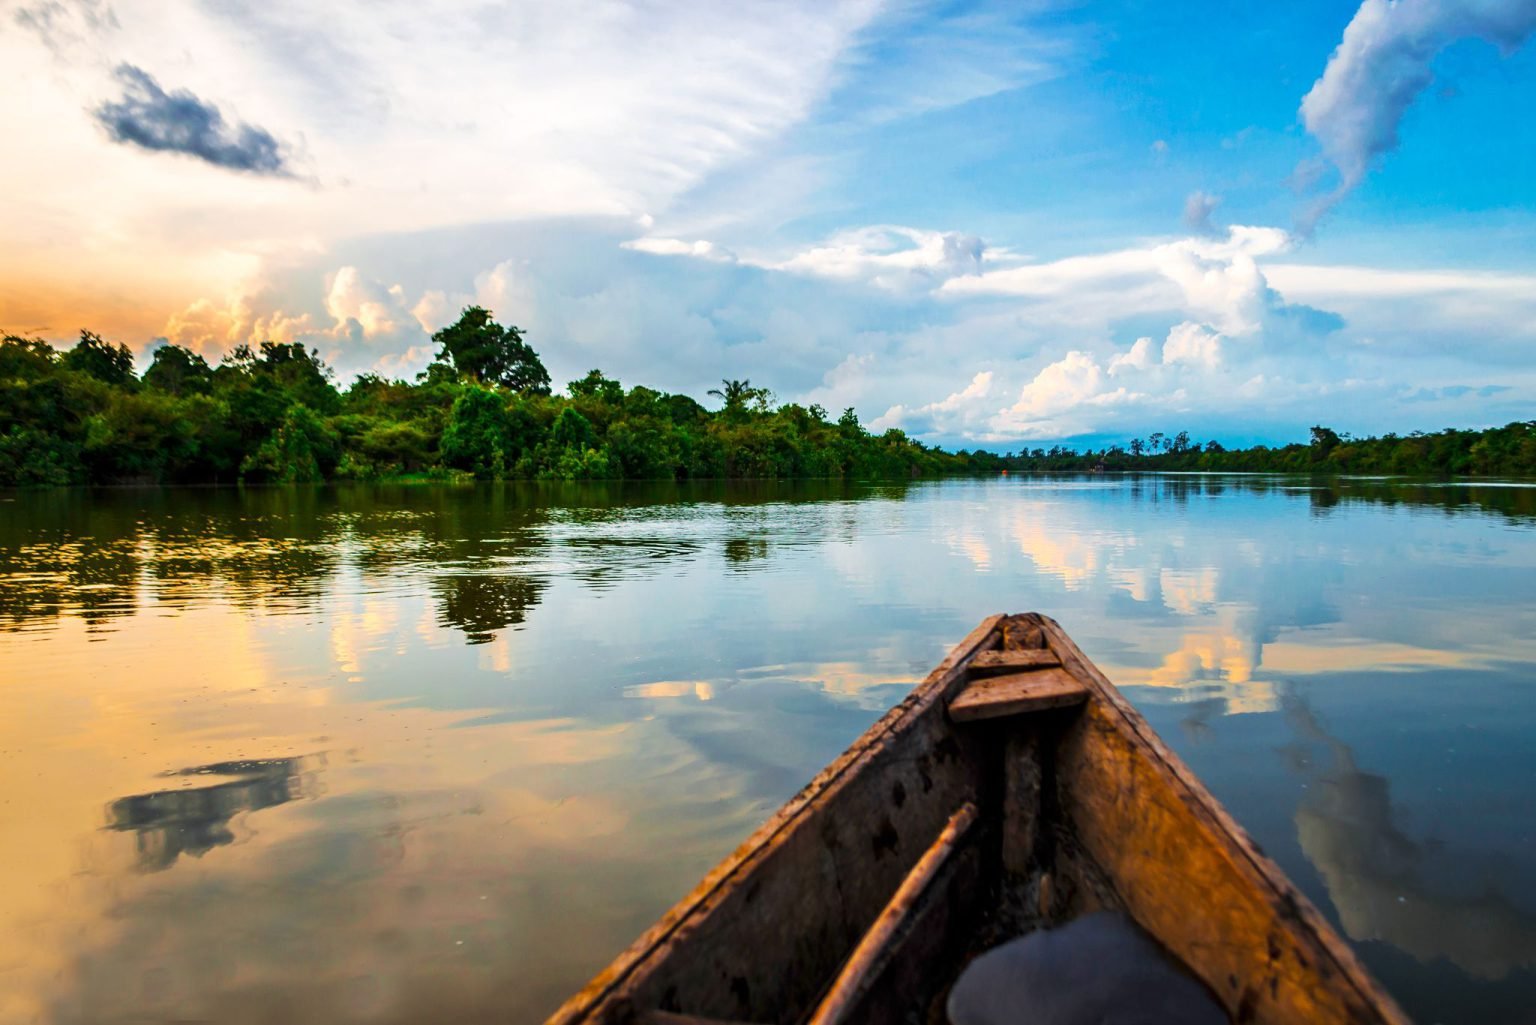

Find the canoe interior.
xmin=548 ymin=613 xmax=1407 ymax=1025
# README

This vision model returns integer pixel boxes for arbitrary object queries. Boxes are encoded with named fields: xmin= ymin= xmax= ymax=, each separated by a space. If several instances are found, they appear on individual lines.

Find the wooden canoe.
xmin=548 ymin=613 xmax=1409 ymax=1025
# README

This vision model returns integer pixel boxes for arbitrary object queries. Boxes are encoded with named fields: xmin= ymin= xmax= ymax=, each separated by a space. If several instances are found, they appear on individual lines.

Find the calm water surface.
xmin=2 ymin=477 xmax=1535 ymax=1024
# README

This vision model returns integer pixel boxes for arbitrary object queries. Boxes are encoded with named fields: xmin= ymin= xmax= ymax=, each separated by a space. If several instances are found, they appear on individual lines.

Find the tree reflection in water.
xmin=105 ymin=756 xmax=324 ymax=872
xmin=434 ymin=575 xmax=548 ymax=643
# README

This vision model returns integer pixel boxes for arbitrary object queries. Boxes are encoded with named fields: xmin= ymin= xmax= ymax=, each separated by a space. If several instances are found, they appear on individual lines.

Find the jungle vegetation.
xmin=2 ymin=309 xmax=1532 ymax=485
xmin=986 ymin=423 xmax=1536 ymax=477
xmin=0 ymin=309 xmax=968 ymax=485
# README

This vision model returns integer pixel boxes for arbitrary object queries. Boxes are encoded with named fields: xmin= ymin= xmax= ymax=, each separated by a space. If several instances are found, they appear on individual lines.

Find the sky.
xmin=2 ymin=0 xmax=1534 ymax=449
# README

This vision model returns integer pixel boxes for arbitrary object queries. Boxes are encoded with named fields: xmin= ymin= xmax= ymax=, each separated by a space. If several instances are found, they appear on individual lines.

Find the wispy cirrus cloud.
xmin=11 ymin=0 xmax=118 ymax=55
xmin=93 ymin=64 xmax=294 ymax=176
xmin=624 ymin=224 xmax=1012 ymax=292
xmin=1297 ymin=0 xmax=1536 ymax=231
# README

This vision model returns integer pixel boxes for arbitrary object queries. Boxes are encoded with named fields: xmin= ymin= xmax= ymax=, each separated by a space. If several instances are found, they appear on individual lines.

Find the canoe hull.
xmin=548 ymin=614 xmax=1407 ymax=1025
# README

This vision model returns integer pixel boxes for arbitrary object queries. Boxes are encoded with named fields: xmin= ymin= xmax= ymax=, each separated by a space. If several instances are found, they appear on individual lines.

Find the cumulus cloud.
xmin=872 ymin=370 xmax=994 ymax=436
xmin=944 ymin=224 xmax=1294 ymax=337
xmin=162 ymin=294 xmax=317 ymax=354
xmin=1160 ymin=321 xmax=1226 ymax=367
xmin=162 ymin=265 xmax=436 ymax=375
xmin=866 ymin=224 xmax=1362 ymax=442
xmin=93 ymin=64 xmax=293 ymax=176
xmin=1298 ymin=0 xmax=1536 ymax=230
xmin=324 ymin=267 xmax=418 ymax=341
xmin=994 ymin=351 xmax=1136 ymax=438
xmin=804 ymin=353 xmax=878 ymax=412
xmin=1108 ymin=337 xmax=1156 ymax=376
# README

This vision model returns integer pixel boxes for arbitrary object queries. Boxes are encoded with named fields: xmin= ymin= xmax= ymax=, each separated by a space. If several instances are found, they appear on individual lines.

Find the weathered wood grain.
xmin=967 ymin=648 xmax=1061 ymax=676
xmin=947 ymin=667 xmax=1089 ymax=722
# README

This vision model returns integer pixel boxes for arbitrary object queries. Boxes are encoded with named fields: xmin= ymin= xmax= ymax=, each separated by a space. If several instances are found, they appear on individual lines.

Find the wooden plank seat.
xmin=947 ymin=667 xmax=1089 ymax=722
xmin=965 ymin=648 xmax=1061 ymax=676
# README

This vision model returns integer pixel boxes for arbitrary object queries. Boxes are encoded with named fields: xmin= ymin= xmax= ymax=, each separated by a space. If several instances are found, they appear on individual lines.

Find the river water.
xmin=2 ymin=477 xmax=1534 ymax=1024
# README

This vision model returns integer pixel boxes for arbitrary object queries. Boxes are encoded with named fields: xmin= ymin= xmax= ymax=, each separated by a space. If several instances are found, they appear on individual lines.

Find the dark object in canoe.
xmin=946 ymin=911 xmax=1227 ymax=1025
xmin=547 ymin=613 xmax=1409 ymax=1025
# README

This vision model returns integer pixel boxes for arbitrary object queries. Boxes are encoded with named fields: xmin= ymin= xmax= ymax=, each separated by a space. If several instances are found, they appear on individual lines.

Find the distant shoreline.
xmin=5 ymin=330 xmax=1533 ymax=487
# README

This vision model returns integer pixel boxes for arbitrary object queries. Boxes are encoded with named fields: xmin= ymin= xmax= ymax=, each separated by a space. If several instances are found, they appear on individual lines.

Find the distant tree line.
xmin=964 ymin=423 xmax=1536 ymax=477
xmin=3 ymin=310 xmax=1532 ymax=486
xmin=0 ymin=308 xmax=971 ymax=486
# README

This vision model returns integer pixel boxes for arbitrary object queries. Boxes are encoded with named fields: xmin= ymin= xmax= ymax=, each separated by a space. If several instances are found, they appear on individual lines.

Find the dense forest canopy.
xmin=2 ymin=309 xmax=1533 ymax=486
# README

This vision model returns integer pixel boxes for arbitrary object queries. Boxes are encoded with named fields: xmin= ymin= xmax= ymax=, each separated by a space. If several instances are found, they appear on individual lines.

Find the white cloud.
xmin=619 ymin=223 xmax=1015 ymax=293
xmin=1266 ymin=262 xmax=1536 ymax=361
xmin=161 ymin=293 xmax=318 ymax=354
xmin=872 ymin=370 xmax=994 ymax=434
xmin=992 ymin=351 xmax=1135 ymax=438
xmin=1160 ymin=321 xmax=1225 ymax=368
xmin=772 ymin=225 xmax=994 ymax=290
xmin=825 ymin=1 xmax=1075 ymax=123
xmin=153 ymin=216 xmax=1536 ymax=443
xmin=162 ymin=264 xmax=433 ymax=370
xmin=806 ymin=353 xmax=877 ymax=411
xmin=621 ymin=237 xmax=737 ymax=262
xmin=1298 ymin=0 xmax=1536 ymax=229
xmin=942 ymin=224 xmax=1292 ymax=337
xmin=1108 ymin=336 xmax=1155 ymax=376
xmin=324 ymin=267 xmax=417 ymax=341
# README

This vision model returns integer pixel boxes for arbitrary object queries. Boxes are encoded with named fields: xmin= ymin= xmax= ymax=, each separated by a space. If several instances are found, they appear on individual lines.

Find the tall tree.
xmin=431 ymin=306 xmax=550 ymax=394
xmin=143 ymin=344 xmax=213 ymax=396
xmin=707 ymin=378 xmax=768 ymax=420
xmin=62 ymin=330 xmax=135 ymax=386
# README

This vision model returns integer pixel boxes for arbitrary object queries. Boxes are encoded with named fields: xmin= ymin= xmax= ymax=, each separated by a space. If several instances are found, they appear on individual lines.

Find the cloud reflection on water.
xmin=1284 ymin=697 xmax=1536 ymax=981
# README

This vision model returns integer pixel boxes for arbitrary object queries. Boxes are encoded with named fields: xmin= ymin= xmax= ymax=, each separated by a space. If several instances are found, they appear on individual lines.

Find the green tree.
xmin=62 ymin=330 xmax=135 ymax=387
xmin=440 ymin=385 xmax=511 ymax=477
xmin=837 ymin=407 xmax=865 ymax=439
xmin=143 ymin=344 xmax=213 ymax=396
xmin=252 ymin=341 xmax=340 ymax=413
xmin=0 ymin=334 xmax=59 ymax=379
xmin=549 ymin=407 xmax=597 ymax=450
xmin=708 ymin=379 xmax=768 ymax=420
xmin=568 ymin=369 xmax=624 ymax=404
xmin=1310 ymin=425 xmax=1342 ymax=458
xmin=431 ymin=306 xmax=550 ymax=393
xmin=240 ymin=405 xmax=340 ymax=482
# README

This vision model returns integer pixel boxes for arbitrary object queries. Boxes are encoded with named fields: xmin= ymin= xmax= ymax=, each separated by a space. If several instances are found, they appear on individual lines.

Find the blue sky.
xmin=2 ymin=0 xmax=1533 ymax=448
